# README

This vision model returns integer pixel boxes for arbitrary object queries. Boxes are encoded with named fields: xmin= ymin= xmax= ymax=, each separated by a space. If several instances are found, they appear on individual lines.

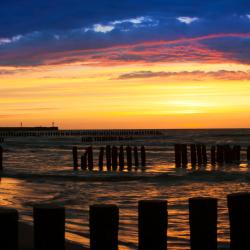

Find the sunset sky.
xmin=1 ymin=0 xmax=250 ymax=129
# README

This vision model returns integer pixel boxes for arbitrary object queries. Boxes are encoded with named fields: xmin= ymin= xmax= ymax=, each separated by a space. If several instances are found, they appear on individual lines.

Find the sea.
xmin=0 ymin=129 xmax=250 ymax=250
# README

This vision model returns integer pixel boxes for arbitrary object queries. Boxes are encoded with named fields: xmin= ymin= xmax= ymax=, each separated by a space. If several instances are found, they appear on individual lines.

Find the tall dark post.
xmin=141 ymin=146 xmax=146 ymax=167
xmin=236 ymin=145 xmax=241 ymax=163
xmin=189 ymin=197 xmax=217 ymax=250
xmin=216 ymin=145 xmax=224 ymax=164
xmin=81 ymin=150 xmax=88 ymax=170
xmin=196 ymin=144 xmax=202 ymax=165
xmin=134 ymin=146 xmax=139 ymax=168
xmin=126 ymin=146 xmax=132 ymax=170
xmin=72 ymin=146 xmax=78 ymax=171
xmin=98 ymin=147 xmax=104 ymax=171
xmin=0 ymin=146 xmax=3 ymax=171
xmin=211 ymin=145 xmax=216 ymax=165
xmin=181 ymin=144 xmax=188 ymax=167
xmin=247 ymin=146 xmax=250 ymax=161
xmin=88 ymin=146 xmax=94 ymax=171
xmin=119 ymin=146 xmax=124 ymax=171
xmin=33 ymin=204 xmax=65 ymax=250
xmin=190 ymin=144 xmax=197 ymax=166
xmin=201 ymin=145 xmax=207 ymax=165
xmin=0 ymin=207 xmax=18 ymax=250
xmin=106 ymin=145 xmax=112 ymax=171
xmin=138 ymin=200 xmax=168 ymax=250
xmin=224 ymin=145 xmax=232 ymax=164
xmin=174 ymin=144 xmax=181 ymax=167
xmin=90 ymin=204 xmax=119 ymax=250
xmin=112 ymin=146 xmax=118 ymax=171
xmin=227 ymin=192 xmax=250 ymax=250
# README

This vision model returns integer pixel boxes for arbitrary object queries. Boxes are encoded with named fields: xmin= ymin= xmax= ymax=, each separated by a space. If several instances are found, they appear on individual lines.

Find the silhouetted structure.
xmin=211 ymin=146 xmax=216 ymax=165
xmin=112 ymin=146 xmax=118 ymax=171
xmin=98 ymin=147 xmax=104 ymax=171
xmin=106 ymin=145 xmax=112 ymax=171
xmin=0 ymin=146 xmax=3 ymax=171
xmin=126 ymin=146 xmax=132 ymax=170
xmin=190 ymin=144 xmax=197 ymax=166
xmin=81 ymin=150 xmax=88 ymax=170
xmin=134 ymin=146 xmax=139 ymax=168
xmin=119 ymin=146 xmax=124 ymax=170
xmin=72 ymin=146 xmax=78 ymax=170
xmin=141 ymin=146 xmax=146 ymax=167
xmin=87 ymin=147 xmax=94 ymax=171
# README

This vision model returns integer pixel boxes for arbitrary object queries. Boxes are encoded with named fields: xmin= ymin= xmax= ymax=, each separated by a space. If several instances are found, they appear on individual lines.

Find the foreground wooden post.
xmin=98 ymin=147 xmax=104 ymax=171
xmin=211 ymin=146 xmax=216 ymax=165
xmin=0 ymin=146 xmax=3 ymax=171
xmin=174 ymin=144 xmax=181 ymax=167
xmin=90 ymin=204 xmax=119 ymax=250
xmin=0 ymin=207 xmax=18 ymax=250
xmin=227 ymin=192 xmax=250 ymax=250
xmin=72 ymin=146 xmax=78 ymax=170
xmin=112 ymin=146 xmax=118 ymax=171
xmin=141 ymin=146 xmax=146 ymax=167
xmin=106 ymin=145 xmax=111 ymax=171
xmin=138 ymin=200 xmax=168 ymax=250
xmin=88 ymin=146 xmax=94 ymax=171
xmin=134 ymin=146 xmax=139 ymax=168
xmin=190 ymin=144 xmax=197 ymax=166
xmin=33 ymin=204 xmax=65 ymax=250
xmin=81 ymin=150 xmax=88 ymax=170
xmin=126 ymin=146 xmax=132 ymax=170
xmin=189 ymin=197 xmax=217 ymax=250
xmin=119 ymin=146 xmax=124 ymax=170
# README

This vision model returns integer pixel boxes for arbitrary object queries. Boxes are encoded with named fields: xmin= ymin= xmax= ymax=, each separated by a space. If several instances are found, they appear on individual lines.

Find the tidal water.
xmin=0 ymin=129 xmax=250 ymax=250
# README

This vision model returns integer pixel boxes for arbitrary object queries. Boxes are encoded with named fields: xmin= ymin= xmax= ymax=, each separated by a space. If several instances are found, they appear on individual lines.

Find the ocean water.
xmin=0 ymin=129 xmax=250 ymax=250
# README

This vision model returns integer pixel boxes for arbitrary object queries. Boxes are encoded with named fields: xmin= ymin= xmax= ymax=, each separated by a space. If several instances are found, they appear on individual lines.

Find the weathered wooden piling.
xmin=247 ymin=146 xmax=250 ymax=161
xmin=216 ymin=145 xmax=224 ymax=164
xmin=232 ymin=145 xmax=241 ymax=163
xmin=189 ymin=197 xmax=217 ymax=250
xmin=224 ymin=145 xmax=232 ymax=164
xmin=201 ymin=145 xmax=207 ymax=165
xmin=112 ymin=146 xmax=118 ymax=171
xmin=0 ymin=146 xmax=3 ymax=171
xmin=134 ymin=146 xmax=139 ymax=168
xmin=81 ymin=150 xmax=88 ymax=170
xmin=89 ymin=204 xmax=119 ymax=250
xmin=72 ymin=146 xmax=78 ymax=170
xmin=106 ymin=145 xmax=112 ymax=171
xmin=119 ymin=146 xmax=124 ymax=170
xmin=98 ymin=147 xmax=104 ymax=171
xmin=88 ymin=146 xmax=94 ymax=171
xmin=138 ymin=200 xmax=168 ymax=250
xmin=190 ymin=144 xmax=197 ymax=166
xmin=33 ymin=204 xmax=65 ymax=250
xmin=0 ymin=207 xmax=18 ymax=250
xmin=126 ymin=146 xmax=132 ymax=170
xmin=227 ymin=192 xmax=250 ymax=250
xmin=141 ymin=146 xmax=146 ymax=167
xmin=174 ymin=144 xmax=181 ymax=167
xmin=211 ymin=145 xmax=216 ymax=165
xmin=181 ymin=144 xmax=188 ymax=167
xmin=196 ymin=144 xmax=202 ymax=165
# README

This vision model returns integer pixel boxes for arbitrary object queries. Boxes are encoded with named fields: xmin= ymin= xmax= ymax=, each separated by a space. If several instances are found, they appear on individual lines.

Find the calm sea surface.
xmin=0 ymin=129 xmax=250 ymax=250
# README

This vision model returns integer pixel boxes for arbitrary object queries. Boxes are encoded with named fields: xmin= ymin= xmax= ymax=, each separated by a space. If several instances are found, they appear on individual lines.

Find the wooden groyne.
xmin=0 ymin=192 xmax=250 ymax=249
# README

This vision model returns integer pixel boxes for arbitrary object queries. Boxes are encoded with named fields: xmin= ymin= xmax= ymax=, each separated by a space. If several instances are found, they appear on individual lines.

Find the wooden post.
xmin=247 ymin=146 xmax=250 ymax=161
xmin=106 ymin=145 xmax=111 ymax=171
xmin=0 ymin=207 xmax=18 ymax=250
xmin=138 ymin=200 xmax=168 ymax=250
xmin=227 ymin=192 xmax=250 ymax=250
xmin=201 ymin=144 xmax=207 ymax=165
xmin=141 ymin=146 xmax=146 ymax=167
xmin=134 ymin=146 xmax=139 ymax=168
xmin=112 ymin=146 xmax=118 ymax=171
xmin=89 ymin=204 xmax=119 ymax=250
xmin=72 ymin=146 xmax=78 ymax=170
xmin=119 ymin=146 xmax=124 ymax=170
xmin=88 ymin=146 xmax=94 ymax=171
xmin=33 ymin=204 xmax=65 ymax=250
xmin=211 ymin=145 xmax=216 ymax=165
xmin=235 ymin=145 xmax=241 ymax=163
xmin=174 ymin=144 xmax=181 ymax=167
xmin=189 ymin=197 xmax=217 ymax=250
xmin=181 ymin=144 xmax=188 ymax=167
xmin=126 ymin=146 xmax=132 ymax=170
xmin=98 ymin=147 xmax=104 ymax=171
xmin=190 ymin=144 xmax=197 ymax=166
xmin=0 ymin=146 xmax=3 ymax=171
xmin=196 ymin=144 xmax=202 ymax=165
xmin=216 ymin=145 xmax=224 ymax=164
xmin=81 ymin=150 xmax=88 ymax=170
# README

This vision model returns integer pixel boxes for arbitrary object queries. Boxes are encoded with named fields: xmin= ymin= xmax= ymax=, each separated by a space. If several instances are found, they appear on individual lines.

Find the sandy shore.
xmin=19 ymin=221 xmax=88 ymax=250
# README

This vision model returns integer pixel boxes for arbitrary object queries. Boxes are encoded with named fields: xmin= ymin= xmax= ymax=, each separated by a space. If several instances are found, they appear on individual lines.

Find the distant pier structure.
xmin=0 ymin=127 xmax=163 ymax=138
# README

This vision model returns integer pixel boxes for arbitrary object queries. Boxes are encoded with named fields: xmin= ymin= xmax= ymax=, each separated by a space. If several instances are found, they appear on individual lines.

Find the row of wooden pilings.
xmin=72 ymin=145 xmax=146 ymax=171
xmin=175 ymin=144 xmax=250 ymax=167
xmin=1 ymin=193 xmax=250 ymax=250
